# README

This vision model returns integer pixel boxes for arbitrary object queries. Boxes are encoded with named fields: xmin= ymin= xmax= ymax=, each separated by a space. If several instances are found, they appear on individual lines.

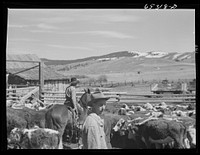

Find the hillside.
xmin=41 ymin=51 xmax=136 ymax=66
xmin=41 ymin=51 xmax=196 ymax=82
xmin=41 ymin=51 xmax=195 ymax=66
xmin=57 ymin=57 xmax=195 ymax=74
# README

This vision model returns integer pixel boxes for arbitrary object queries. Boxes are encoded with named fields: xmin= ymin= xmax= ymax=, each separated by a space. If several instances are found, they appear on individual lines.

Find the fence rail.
xmin=6 ymin=86 xmax=39 ymax=103
xmin=41 ymin=91 xmax=195 ymax=104
xmin=6 ymin=86 xmax=37 ymax=92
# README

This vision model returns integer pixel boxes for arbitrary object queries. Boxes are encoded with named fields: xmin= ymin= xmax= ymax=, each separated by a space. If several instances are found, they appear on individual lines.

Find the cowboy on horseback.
xmin=64 ymin=77 xmax=79 ymax=122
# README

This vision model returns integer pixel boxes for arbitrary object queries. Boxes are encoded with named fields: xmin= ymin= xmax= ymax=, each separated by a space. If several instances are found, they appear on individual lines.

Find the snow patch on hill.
xmin=146 ymin=51 xmax=168 ymax=58
xmin=178 ymin=54 xmax=191 ymax=61
xmin=129 ymin=51 xmax=148 ymax=57
xmin=172 ymin=53 xmax=182 ymax=60
xmin=96 ymin=57 xmax=118 ymax=62
xmin=129 ymin=51 xmax=168 ymax=58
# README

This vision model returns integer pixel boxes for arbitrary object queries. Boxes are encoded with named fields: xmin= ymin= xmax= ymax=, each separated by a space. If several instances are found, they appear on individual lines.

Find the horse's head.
xmin=76 ymin=88 xmax=91 ymax=124
xmin=79 ymin=88 xmax=91 ymax=109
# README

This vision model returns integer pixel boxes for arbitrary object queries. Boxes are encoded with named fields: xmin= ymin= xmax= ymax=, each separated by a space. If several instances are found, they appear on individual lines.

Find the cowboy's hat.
xmin=70 ymin=77 xmax=79 ymax=85
xmin=88 ymin=91 xmax=110 ymax=106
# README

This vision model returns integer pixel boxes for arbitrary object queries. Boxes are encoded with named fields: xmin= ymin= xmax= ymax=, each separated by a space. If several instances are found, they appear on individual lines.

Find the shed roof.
xmin=6 ymin=54 xmax=69 ymax=81
xmin=6 ymin=54 xmax=41 ymax=62
xmin=6 ymin=54 xmax=41 ymax=69
xmin=7 ymin=67 xmax=69 ymax=81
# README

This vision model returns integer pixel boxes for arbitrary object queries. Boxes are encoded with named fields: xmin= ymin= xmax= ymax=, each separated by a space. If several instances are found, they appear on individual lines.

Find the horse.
xmin=62 ymin=88 xmax=92 ymax=146
xmin=44 ymin=88 xmax=91 ymax=149
xmin=7 ymin=89 xmax=91 ymax=149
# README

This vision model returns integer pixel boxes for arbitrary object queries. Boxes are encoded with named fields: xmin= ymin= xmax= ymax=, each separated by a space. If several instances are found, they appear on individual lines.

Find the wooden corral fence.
xmin=41 ymin=91 xmax=196 ymax=105
xmin=6 ymin=86 xmax=39 ymax=104
xmin=80 ymin=81 xmax=149 ymax=88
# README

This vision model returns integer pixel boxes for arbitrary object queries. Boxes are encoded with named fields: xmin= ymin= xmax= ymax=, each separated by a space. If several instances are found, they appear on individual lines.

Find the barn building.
xmin=6 ymin=54 xmax=70 ymax=91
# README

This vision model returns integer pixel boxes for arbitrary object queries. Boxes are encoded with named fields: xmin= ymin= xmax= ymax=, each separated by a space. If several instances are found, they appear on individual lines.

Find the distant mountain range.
xmin=41 ymin=51 xmax=195 ymax=66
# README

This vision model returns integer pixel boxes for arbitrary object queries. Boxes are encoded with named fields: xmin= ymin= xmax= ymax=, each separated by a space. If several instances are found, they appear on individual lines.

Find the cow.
xmin=118 ymin=108 xmax=127 ymax=115
xmin=121 ymin=103 xmax=130 ymax=110
xmin=145 ymin=111 xmax=163 ymax=118
xmin=142 ymin=119 xmax=188 ymax=149
xmin=126 ymin=110 xmax=135 ymax=116
xmin=101 ymin=114 xmax=121 ymax=149
xmin=171 ymin=110 xmax=188 ymax=117
xmin=176 ymin=105 xmax=188 ymax=110
xmin=187 ymin=110 xmax=196 ymax=117
xmin=187 ymin=104 xmax=195 ymax=110
xmin=113 ymin=118 xmax=126 ymax=132
xmin=154 ymin=102 xmax=168 ymax=110
xmin=111 ymin=117 xmax=138 ymax=149
xmin=8 ymin=126 xmax=60 ymax=149
xmin=135 ymin=106 xmax=146 ymax=112
xmin=143 ymin=103 xmax=154 ymax=110
xmin=113 ymin=118 xmax=188 ymax=149
xmin=130 ymin=105 xmax=135 ymax=111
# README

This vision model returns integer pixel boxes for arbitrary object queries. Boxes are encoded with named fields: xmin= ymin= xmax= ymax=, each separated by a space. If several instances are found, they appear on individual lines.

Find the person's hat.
xmin=70 ymin=77 xmax=79 ymax=85
xmin=88 ymin=91 xmax=110 ymax=106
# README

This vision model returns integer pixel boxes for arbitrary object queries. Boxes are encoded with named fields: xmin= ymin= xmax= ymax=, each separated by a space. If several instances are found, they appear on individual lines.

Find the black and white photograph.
xmin=5 ymin=5 xmax=197 ymax=150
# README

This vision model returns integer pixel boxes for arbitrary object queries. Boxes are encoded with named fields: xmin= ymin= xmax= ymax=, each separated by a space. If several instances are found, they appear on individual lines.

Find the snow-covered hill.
xmin=42 ymin=51 xmax=195 ymax=66
xmin=128 ymin=51 xmax=194 ymax=60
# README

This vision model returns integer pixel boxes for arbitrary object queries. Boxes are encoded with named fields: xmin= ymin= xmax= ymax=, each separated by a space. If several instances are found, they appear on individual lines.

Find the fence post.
xmin=39 ymin=62 xmax=44 ymax=101
xmin=41 ymin=91 xmax=44 ymax=103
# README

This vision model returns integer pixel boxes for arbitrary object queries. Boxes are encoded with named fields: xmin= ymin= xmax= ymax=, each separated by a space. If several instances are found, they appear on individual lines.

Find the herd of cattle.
xmin=106 ymin=102 xmax=196 ymax=149
xmin=7 ymin=100 xmax=196 ymax=149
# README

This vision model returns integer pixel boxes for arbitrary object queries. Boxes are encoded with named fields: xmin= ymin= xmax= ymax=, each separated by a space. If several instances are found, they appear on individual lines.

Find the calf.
xmin=8 ymin=126 xmax=60 ymax=149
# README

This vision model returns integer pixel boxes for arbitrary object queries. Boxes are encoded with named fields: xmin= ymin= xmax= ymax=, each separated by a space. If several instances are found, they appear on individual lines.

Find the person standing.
xmin=82 ymin=91 xmax=110 ymax=149
xmin=64 ymin=77 xmax=79 ymax=118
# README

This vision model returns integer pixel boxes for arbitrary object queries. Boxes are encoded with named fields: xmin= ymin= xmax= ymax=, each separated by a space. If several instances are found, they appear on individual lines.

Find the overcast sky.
xmin=6 ymin=9 xmax=195 ymax=60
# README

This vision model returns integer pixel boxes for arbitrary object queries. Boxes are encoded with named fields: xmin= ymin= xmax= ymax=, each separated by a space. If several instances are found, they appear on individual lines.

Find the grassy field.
xmin=58 ymin=57 xmax=196 ymax=83
xmin=109 ymin=85 xmax=152 ymax=94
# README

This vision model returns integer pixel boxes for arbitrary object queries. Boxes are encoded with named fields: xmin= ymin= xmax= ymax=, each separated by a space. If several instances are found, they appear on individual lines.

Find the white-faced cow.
xmin=8 ymin=126 xmax=60 ymax=149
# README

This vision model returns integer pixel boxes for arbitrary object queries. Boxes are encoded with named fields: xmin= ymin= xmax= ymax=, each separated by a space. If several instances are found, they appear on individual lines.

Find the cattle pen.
xmin=7 ymin=87 xmax=195 ymax=106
